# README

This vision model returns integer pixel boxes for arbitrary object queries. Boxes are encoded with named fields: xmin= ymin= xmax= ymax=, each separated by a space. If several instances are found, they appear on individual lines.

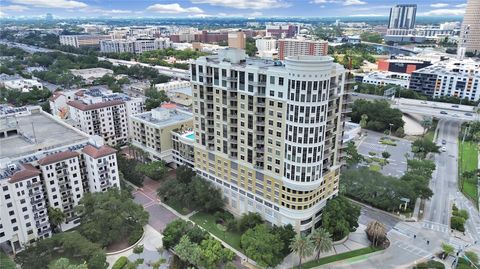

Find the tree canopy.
xmin=240 ymin=224 xmax=284 ymax=268
xmin=351 ymin=99 xmax=404 ymax=134
xmin=75 ymin=189 xmax=148 ymax=247
xmin=15 ymin=231 xmax=107 ymax=269
xmin=321 ymin=196 xmax=360 ymax=240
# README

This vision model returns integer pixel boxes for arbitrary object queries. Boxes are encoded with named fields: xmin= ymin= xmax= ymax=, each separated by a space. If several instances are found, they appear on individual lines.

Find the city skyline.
xmin=0 ymin=0 xmax=469 ymax=18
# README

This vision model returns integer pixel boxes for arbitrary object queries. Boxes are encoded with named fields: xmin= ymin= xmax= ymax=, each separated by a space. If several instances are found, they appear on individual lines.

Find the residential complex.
xmin=130 ymin=104 xmax=193 ymax=166
xmin=228 ymin=31 xmax=246 ymax=50
xmin=100 ymin=37 xmax=171 ymax=54
xmin=459 ymin=0 xmax=480 ymax=55
xmin=256 ymin=38 xmax=278 ymax=59
xmin=190 ymin=49 xmax=348 ymax=232
xmin=278 ymin=38 xmax=328 ymax=60
xmin=266 ymin=24 xmax=299 ymax=38
xmin=361 ymin=71 xmax=410 ymax=88
xmin=0 ymin=106 xmax=120 ymax=253
xmin=377 ymin=57 xmax=432 ymax=74
xmin=54 ymin=88 xmax=144 ymax=146
xmin=409 ymin=59 xmax=480 ymax=101
xmin=59 ymin=34 xmax=111 ymax=48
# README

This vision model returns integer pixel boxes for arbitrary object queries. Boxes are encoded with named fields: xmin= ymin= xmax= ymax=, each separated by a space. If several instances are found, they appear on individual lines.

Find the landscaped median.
xmin=458 ymin=140 xmax=479 ymax=204
xmin=294 ymin=247 xmax=382 ymax=269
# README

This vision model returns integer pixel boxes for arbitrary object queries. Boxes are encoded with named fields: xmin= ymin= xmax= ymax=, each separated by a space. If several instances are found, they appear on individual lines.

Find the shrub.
xmin=413 ymin=260 xmax=445 ymax=269
xmin=368 ymin=151 xmax=376 ymax=156
xmin=112 ymin=257 xmax=128 ymax=269
xmin=452 ymin=209 xmax=469 ymax=220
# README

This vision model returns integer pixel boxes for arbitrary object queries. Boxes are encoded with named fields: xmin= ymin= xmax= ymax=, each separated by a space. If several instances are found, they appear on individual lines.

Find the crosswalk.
xmin=422 ymin=221 xmax=449 ymax=233
xmin=393 ymin=240 xmax=432 ymax=258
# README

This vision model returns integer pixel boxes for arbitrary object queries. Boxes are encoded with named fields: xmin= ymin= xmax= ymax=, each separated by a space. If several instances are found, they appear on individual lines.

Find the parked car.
xmin=441 ymin=146 xmax=447 ymax=152
xmin=442 ymin=140 xmax=446 ymax=145
xmin=440 ymin=111 xmax=448 ymax=115
xmin=452 ymin=105 xmax=459 ymax=108
xmin=465 ymin=112 xmax=473 ymax=116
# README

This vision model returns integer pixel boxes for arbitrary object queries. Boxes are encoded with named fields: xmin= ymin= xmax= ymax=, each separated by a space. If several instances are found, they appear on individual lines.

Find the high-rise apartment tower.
xmin=190 ymin=49 xmax=348 ymax=232
xmin=459 ymin=0 xmax=480 ymax=55
xmin=388 ymin=4 xmax=417 ymax=29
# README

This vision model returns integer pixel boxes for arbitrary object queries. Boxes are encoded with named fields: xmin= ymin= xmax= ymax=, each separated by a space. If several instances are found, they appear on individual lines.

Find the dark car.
xmin=440 ymin=111 xmax=448 ymax=115
xmin=442 ymin=140 xmax=446 ymax=145
xmin=465 ymin=113 xmax=473 ymax=116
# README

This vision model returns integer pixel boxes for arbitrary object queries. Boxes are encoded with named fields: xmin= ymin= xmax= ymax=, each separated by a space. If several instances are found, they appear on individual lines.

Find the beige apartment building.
xmin=130 ymin=104 xmax=193 ymax=166
xmin=59 ymin=34 xmax=111 ymax=48
xmin=228 ymin=31 xmax=246 ymax=50
xmin=190 ymin=49 xmax=348 ymax=232
xmin=278 ymin=38 xmax=328 ymax=60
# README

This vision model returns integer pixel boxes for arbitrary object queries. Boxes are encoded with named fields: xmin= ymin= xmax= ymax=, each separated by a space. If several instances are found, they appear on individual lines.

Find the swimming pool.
xmin=185 ymin=133 xmax=195 ymax=141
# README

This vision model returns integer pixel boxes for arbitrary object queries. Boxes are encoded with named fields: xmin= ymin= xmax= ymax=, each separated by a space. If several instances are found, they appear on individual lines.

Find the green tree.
xmin=51 ymin=258 xmax=88 ymax=269
xmin=240 ymin=224 xmax=284 ymax=267
xmin=15 ymin=231 xmax=106 ymax=269
xmin=420 ymin=117 xmax=433 ymax=137
xmin=199 ymin=237 xmax=235 ymax=269
xmin=412 ymin=138 xmax=440 ymax=159
xmin=360 ymin=114 xmax=368 ymax=128
xmin=135 ymin=160 xmax=168 ymax=181
xmin=245 ymin=37 xmax=257 ymax=57
xmin=174 ymin=235 xmax=202 ymax=266
xmin=76 ymin=189 xmax=148 ymax=247
xmin=321 ymin=196 xmax=360 ymax=240
xmin=271 ymin=224 xmax=296 ymax=256
xmin=290 ymin=234 xmax=315 ymax=268
xmin=238 ymin=212 xmax=263 ymax=233
xmin=191 ymin=177 xmax=224 ymax=212
xmin=360 ymin=32 xmax=383 ymax=43
xmin=311 ymin=228 xmax=333 ymax=260
xmin=345 ymin=140 xmax=364 ymax=166
xmin=352 ymin=100 xmax=404 ymax=134
xmin=441 ymin=243 xmax=454 ymax=258
xmin=48 ymin=206 xmax=66 ymax=233
xmin=162 ymin=219 xmax=191 ymax=249
xmin=381 ymin=151 xmax=391 ymax=160
xmin=465 ymin=251 xmax=479 ymax=265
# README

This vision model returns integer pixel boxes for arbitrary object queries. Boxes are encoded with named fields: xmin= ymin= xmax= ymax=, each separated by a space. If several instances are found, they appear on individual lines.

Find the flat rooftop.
xmin=133 ymin=108 xmax=192 ymax=128
xmin=0 ymin=110 xmax=89 ymax=159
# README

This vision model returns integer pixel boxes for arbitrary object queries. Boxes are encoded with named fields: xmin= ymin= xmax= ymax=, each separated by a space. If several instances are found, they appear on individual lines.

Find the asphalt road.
xmin=423 ymin=120 xmax=459 ymax=227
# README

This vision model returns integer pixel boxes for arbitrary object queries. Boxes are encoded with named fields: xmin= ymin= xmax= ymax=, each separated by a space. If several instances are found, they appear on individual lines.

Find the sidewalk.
xmin=106 ymin=225 xmax=166 ymax=269
xmin=278 ymin=224 xmax=371 ymax=269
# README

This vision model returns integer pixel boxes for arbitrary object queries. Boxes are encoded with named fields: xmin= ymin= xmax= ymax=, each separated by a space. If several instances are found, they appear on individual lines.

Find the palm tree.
xmin=365 ymin=220 xmax=386 ymax=247
xmin=360 ymin=114 xmax=368 ymax=128
xmin=47 ymin=207 xmax=66 ymax=233
xmin=311 ymin=228 xmax=333 ymax=260
xmin=420 ymin=117 xmax=432 ymax=137
xmin=290 ymin=234 xmax=315 ymax=268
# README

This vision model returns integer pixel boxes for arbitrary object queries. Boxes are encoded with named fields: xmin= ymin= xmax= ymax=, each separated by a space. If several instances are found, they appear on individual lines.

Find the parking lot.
xmin=357 ymin=130 xmax=412 ymax=178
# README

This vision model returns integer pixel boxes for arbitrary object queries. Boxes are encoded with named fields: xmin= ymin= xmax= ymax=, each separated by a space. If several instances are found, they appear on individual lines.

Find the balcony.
xmin=342 ymin=108 xmax=352 ymax=114
xmin=225 ymin=76 xmax=237 ymax=81
xmin=249 ymin=81 xmax=267 ymax=87
xmin=256 ymin=121 xmax=265 ymax=126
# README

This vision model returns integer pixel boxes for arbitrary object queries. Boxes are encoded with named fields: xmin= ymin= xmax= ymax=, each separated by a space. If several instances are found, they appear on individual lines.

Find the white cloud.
xmin=191 ymin=0 xmax=290 ymax=9
xmin=455 ymin=3 xmax=467 ymax=7
xmin=10 ymin=0 xmax=87 ymax=9
xmin=420 ymin=8 xmax=465 ymax=16
xmin=350 ymin=13 xmax=385 ymax=17
xmin=1 ymin=5 xmax=29 ymax=11
xmin=430 ymin=3 xmax=449 ymax=8
xmin=251 ymin=11 xmax=263 ymax=16
xmin=108 ymin=9 xmax=131 ymax=14
xmin=147 ymin=3 xmax=203 ymax=13
xmin=310 ymin=0 xmax=366 ymax=6
xmin=0 ymin=11 xmax=7 ymax=16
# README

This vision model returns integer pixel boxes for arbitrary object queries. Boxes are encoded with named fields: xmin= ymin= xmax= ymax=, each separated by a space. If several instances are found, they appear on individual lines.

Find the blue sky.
xmin=0 ymin=0 xmax=469 ymax=18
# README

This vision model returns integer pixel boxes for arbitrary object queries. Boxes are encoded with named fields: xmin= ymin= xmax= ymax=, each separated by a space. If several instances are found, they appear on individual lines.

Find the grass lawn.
xmin=164 ymin=199 xmax=192 ymax=215
xmin=0 ymin=252 xmax=16 ymax=269
xmin=369 ymin=164 xmax=381 ymax=172
xmin=190 ymin=212 xmax=243 ymax=252
xmin=296 ymin=247 xmax=381 ymax=269
xmin=458 ymin=141 xmax=479 ymax=203
xmin=424 ymin=119 xmax=439 ymax=142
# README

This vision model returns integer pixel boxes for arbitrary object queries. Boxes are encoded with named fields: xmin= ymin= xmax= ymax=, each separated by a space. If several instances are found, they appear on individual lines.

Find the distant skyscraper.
xmin=459 ymin=0 xmax=480 ymax=56
xmin=388 ymin=4 xmax=417 ymax=29
xmin=45 ymin=13 xmax=53 ymax=21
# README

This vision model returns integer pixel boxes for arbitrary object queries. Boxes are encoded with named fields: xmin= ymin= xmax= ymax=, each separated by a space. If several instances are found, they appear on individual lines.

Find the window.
xmin=279 ymin=77 xmax=284 ymax=85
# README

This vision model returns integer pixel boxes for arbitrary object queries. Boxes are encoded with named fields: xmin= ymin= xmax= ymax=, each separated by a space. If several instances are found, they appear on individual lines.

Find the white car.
xmin=441 ymin=146 xmax=447 ymax=152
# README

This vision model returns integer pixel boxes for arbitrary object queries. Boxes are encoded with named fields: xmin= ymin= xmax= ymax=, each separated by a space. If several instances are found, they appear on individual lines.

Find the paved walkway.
xmin=106 ymin=225 xmax=165 ymax=269
xmin=279 ymin=224 xmax=371 ymax=269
